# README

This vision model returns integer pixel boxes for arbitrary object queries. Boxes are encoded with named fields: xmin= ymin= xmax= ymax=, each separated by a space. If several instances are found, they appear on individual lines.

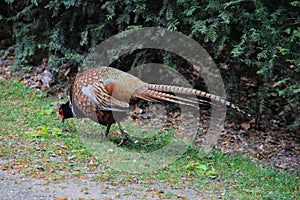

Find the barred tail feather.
xmin=136 ymin=90 xmax=210 ymax=108
xmin=147 ymin=84 xmax=250 ymax=116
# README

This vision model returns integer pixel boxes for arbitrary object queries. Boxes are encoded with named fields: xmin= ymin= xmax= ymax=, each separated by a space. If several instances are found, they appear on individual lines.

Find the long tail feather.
xmin=137 ymin=90 xmax=219 ymax=107
xmin=147 ymin=84 xmax=250 ymax=116
xmin=137 ymin=90 xmax=198 ymax=108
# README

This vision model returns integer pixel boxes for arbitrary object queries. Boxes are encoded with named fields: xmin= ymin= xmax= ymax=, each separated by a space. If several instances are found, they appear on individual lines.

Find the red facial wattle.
xmin=59 ymin=108 xmax=65 ymax=122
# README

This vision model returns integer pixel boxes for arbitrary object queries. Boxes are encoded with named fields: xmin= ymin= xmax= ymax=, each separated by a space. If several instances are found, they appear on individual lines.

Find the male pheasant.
xmin=59 ymin=66 xmax=247 ymax=146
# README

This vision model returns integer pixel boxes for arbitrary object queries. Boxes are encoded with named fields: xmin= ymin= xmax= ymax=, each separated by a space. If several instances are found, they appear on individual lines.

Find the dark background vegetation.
xmin=0 ymin=0 xmax=299 ymax=130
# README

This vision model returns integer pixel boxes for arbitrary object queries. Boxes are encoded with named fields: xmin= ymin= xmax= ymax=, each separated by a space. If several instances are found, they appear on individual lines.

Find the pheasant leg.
xmin=116 ymin=121 xmax=129 ymax=147
xmin=105 ymin=123 xmax=112 ymax=137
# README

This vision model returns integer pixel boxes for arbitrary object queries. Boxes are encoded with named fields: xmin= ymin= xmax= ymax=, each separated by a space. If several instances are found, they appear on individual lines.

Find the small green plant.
xmin=184 ymin=160 xmax=218 ymax=178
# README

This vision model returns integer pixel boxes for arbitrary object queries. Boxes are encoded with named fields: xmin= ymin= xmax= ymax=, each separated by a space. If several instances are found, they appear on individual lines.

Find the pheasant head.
xmin=58 ymin=101 xmax=74 ymax=122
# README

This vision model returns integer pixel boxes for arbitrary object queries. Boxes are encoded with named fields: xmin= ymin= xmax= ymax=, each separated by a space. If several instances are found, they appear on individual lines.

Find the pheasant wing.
xmin=82 ymin=82 xmax=129 ymax=112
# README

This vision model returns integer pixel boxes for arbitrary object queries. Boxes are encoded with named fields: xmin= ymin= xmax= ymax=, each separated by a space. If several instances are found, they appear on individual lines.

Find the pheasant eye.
xmin=59 ymin=108 xmax=63 ymax=115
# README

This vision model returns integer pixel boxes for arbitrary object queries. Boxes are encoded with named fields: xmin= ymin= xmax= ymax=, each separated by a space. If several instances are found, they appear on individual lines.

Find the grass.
xmin=0 ymin=80 xmax=299 ymax=199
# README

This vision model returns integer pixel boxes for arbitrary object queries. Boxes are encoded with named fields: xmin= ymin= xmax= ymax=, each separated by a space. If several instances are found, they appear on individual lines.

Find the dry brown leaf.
xmin=278 ymin=163 xmax=286 ymax=169
xmin=241 ymin=122 xmax=251 ymax=130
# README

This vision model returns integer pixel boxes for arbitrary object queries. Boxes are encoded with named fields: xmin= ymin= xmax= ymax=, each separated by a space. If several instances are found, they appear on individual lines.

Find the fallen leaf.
xmin=278 ymin=163 xmax=286 ymax=169
xmin=241 ymin=122 xmax=251 ymax=130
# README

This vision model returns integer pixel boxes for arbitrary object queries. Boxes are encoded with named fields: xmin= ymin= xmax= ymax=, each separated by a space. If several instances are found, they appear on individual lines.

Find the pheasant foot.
xmin=116 ymin=133 xmax=129 ymax=147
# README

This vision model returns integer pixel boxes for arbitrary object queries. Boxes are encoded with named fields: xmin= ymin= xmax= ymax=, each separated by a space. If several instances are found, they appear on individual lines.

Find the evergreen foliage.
xmin=0 ymin=0 xmax=299 ymax=129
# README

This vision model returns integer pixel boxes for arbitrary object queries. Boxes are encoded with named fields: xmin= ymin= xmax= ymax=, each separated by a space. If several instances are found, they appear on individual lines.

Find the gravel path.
xmin=0 ymin=169 xmax=207 ymax=200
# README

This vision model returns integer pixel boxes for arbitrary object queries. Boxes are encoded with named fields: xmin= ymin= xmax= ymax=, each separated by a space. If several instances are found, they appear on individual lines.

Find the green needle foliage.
xmin=0 ymin=0 xmax=299 ymax=129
